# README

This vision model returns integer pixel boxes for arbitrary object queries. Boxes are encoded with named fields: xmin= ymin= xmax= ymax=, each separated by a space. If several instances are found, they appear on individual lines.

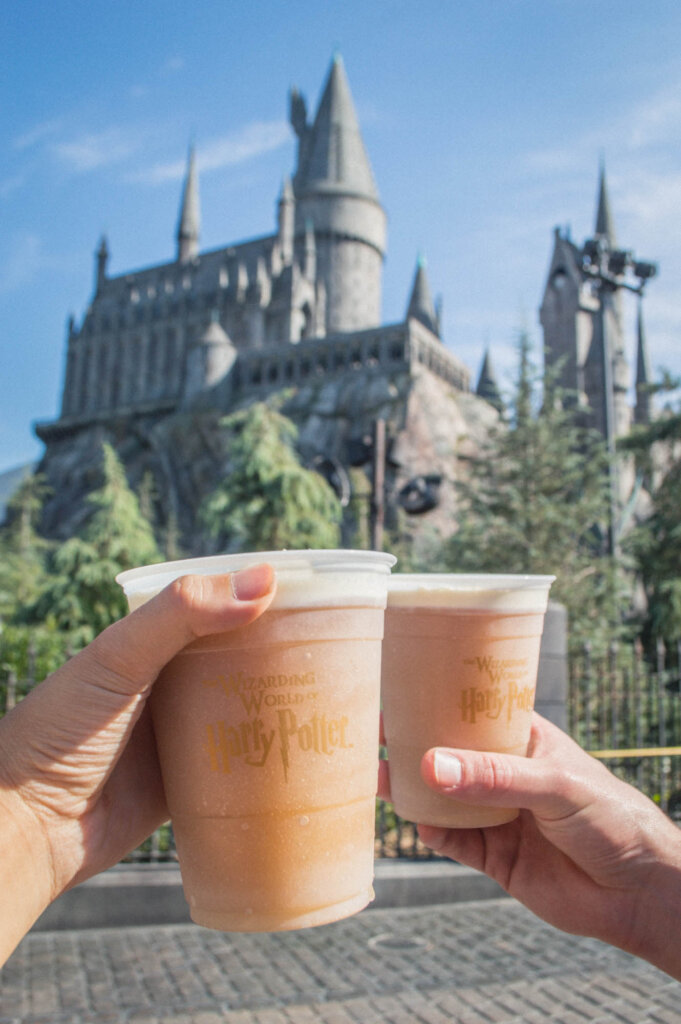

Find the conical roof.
xmin=595 ymin=163 xmax=617 ymax=247
xmin=296 ymin=54 xmax=379 ymax=200
xmin=177 ymin=145 xmax=200 ymax=261
xmin=406 ymin=256 xmax=439 ymax=335
xmin=476 ymin=348 xmax=504 ymax=412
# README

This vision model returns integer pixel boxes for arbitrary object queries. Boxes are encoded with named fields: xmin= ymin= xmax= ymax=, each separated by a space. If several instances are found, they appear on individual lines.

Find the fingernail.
xmin=231 ymin=564 xmax=274 ymax=602
xmin=434 ymin=749 xmax=462 ymax=788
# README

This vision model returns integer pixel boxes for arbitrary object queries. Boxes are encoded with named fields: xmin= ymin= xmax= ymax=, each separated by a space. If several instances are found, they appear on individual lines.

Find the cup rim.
xmin=388 ymin=572 xmax=556 ymax=591
xmin=116 ymin=549 xmax=397 ymax=595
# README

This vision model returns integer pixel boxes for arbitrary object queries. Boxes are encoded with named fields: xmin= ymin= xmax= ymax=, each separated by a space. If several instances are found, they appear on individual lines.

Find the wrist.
xmin=0 ymin=788 xmax=56 ymax=965
xmin=619 ymin=820 xmax=681 ymax=980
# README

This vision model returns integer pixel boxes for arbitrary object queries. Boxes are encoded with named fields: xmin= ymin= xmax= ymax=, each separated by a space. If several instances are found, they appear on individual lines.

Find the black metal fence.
xmin=569 ymin=638 xmax=681 ymax=820
xmin=3 ymin=635 xmax=680 ymax=860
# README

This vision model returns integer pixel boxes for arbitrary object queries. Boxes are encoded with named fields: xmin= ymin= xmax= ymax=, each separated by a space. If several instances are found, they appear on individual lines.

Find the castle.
xmin=33 ymin=55 xmax=654 ymax=550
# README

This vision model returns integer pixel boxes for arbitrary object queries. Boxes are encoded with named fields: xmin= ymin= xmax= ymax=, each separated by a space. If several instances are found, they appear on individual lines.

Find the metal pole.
xmin=370 ymin=418 xmax=386 ymax=551
xmin=599 ymin=283 xmax=620 ymax=558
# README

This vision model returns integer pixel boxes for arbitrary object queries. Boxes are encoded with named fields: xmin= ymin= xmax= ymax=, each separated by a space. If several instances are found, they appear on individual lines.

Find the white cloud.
xmin=0 ymin=174 xmax=25 ymax=200
xmin=0 ymin=234 xmax=43 ymax=294
xmin=134 ymin=120 xmax=291 ymax=184
xmin=51 ymin=128 xmax=140 ymax=173
xmin=12 ymin=118 xmax=64 ymax=152
xmin=161 ymin=56 xmax=185 ymax=75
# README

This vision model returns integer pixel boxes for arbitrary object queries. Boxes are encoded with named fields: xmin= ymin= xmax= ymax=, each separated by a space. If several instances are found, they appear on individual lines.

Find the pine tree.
xmin=442 ymin=330 xmax=621 ymax=651
xmin=202 ymin=402 xmax=342 ymax=551
xmin=0 ymin=474 xmax=52 ymax=619
xmin=621 ymin=387 xmax=681 ymax=643
xmin=33 ymin=444 xmax=162 ymax=644
xmin=0 ymin=475 xmax=70 ymax=702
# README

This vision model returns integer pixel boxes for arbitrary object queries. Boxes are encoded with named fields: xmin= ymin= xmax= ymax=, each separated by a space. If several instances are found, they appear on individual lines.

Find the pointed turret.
xmin=294 ymin=53 xmax=379 ymax=199
xmin=634 ymin=299 xmax=652 ymax=426
xmin=406 ymin=256 xmax=439 ymax=337
xmin=277 ymin=177 xmax=294 ymax=265
xmin=177 ymin=145 xmax=200 ymax=263
xmin=95 ymin=235 xmax=109 ymax=294
xmin=476 ymin=349 xmax=504 ymax=413
xmin=595 ymin=163 xmax=617 ymax=247
xmin=289 ymin=55 xmax=386 ymax=333
xmin=183 ymin=311 xmax=236 ymax=405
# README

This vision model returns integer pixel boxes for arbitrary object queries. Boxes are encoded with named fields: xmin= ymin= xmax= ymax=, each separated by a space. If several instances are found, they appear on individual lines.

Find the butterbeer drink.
xmin=381 ymin=573 xmax=554 ymax=828
xmin=117 ymin=550 xmax=395 ymax=931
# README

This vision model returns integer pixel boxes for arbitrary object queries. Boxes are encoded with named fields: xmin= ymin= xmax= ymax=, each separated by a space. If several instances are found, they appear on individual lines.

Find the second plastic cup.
xmin=380 ymin=573 xmax=555 ymax=828
xmin=117 ymin=549 xmax=395 ymax=931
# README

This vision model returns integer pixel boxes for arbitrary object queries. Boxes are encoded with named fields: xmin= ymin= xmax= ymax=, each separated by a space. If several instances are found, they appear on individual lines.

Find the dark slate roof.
xmin=296 ymin=54 xmax=379 ymax=200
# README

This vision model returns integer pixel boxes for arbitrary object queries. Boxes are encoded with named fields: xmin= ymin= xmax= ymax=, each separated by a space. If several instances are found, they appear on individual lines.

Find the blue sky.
xmin=2 ymin=0 xmax=680 ymax=473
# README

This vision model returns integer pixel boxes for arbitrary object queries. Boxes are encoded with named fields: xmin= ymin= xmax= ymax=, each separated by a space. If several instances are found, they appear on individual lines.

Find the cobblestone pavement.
xmin=2 ymin=899 xmax=680 ymax=1024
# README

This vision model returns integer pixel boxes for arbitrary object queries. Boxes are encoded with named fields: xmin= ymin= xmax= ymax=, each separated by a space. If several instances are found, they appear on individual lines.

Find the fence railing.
xmin=569 ymin=638 xmax=681 ymax=820
xmin=3 ymin=634 xmax=680 ymax=859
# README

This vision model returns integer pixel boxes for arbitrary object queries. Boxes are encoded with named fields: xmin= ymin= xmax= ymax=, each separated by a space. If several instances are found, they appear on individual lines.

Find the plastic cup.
xmin=117 ymin=549 xmax=395 ymax=931
xmin=380 ymin=573 xmax=555 ymax=828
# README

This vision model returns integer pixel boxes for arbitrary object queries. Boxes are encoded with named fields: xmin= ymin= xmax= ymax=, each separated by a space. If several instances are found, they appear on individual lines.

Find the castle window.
xmin=390 ymin=341 xmax=405 ymax=361
xmin=285 ymin=361 xmax=294 ymax=381
xmin=252 ymin=365 xmax=262 ymax=385
xmin=300 ymin=359 xmax=311 ymax=378
xmin=268 ymin=364 xmax=278 ymax=383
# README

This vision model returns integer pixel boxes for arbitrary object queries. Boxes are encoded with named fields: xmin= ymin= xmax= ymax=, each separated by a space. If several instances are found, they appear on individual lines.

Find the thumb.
xmin=71 ymin=564 xmax=276 ymax=698
xmin=420 ymin=743 xmax=589 ymax=822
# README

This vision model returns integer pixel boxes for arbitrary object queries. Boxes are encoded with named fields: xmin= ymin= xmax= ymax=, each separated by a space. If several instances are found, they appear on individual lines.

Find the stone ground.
xmin=2 ymin=899 xmax=680 ymax=1024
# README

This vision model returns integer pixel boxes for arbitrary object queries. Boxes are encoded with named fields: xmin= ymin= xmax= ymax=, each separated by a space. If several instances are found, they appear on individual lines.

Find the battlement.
xmin=35 ymin=320 xmax=470 ymax=444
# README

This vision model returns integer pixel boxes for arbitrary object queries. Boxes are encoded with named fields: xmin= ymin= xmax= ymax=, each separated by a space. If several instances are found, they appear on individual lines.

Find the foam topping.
xmin=387 ymin=573 xmax=555 ymax=612
xmin=117 ymin=550 xmax=397 ymax=610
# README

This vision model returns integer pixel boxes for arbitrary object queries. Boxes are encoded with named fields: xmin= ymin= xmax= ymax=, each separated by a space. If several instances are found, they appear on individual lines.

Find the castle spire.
xmin=476 ymin=348 xmax=504 ymax=413
xmin=634 ymin=298 xmax=652 ymax=426
xmin=95 ymin=234 xmax=109 ymax=294
xmin=293 ymin=52 xmax=379 ymax=200
xmin=177 ymin=144 xmax=200 ymax=263
xmin=595 ymin=162 xmax=617 ymax=247
xmin=406 ymin=255 xmax=439 ymax=336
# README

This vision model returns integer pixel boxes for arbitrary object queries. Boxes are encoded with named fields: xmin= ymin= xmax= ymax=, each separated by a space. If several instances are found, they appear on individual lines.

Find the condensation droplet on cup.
xmin=299 ymin=815 xmax=310 ymax=827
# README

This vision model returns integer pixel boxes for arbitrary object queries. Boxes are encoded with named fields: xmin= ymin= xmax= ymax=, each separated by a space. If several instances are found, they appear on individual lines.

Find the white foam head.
xmin=117 ymin=550 xmax=397 ymax=610
xmin=387 ymin=573 xmax=555 ymax=613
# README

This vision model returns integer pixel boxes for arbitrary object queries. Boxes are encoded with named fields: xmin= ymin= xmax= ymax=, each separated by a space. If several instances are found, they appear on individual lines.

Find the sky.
xmin=1 ymin=0 xmax=680 ymax=474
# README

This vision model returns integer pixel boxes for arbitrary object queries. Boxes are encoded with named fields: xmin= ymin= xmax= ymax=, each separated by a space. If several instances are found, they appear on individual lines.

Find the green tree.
xmin=621 ymin=390 xmax=681 ymax=643
xmin=202 ymin=401 xmax=342 ymax=551
xmin=441 ymin=330 xmax=621 ymax=650
xmin=33 ymin=444 xmax=161 ymax=645
xmin=0 ymin=474 xmax=52 ymax=619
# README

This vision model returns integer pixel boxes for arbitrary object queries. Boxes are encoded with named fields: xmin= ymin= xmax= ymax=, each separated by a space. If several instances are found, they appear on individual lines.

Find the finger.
xmin=420 ymin=742 xmax=600 ymax=822
xmin=417 ymin=822 xmax=487 ymax=870
xmin=377 ymin=758 xmax=391 ymax=802
xmin=78 ymin=565 xmax=276 ymax=697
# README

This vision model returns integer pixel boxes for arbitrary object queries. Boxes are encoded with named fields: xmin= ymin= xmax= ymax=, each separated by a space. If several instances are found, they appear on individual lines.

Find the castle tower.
xmin=539 ymin=166 xmax=630 ymax=440
xmin=289 ymin=54 xmax=387 ymax=334
xmin=406 ymin=255 xmax=439 ymax=336
xmin=177 ymin=145 xmax=200 ymax=263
